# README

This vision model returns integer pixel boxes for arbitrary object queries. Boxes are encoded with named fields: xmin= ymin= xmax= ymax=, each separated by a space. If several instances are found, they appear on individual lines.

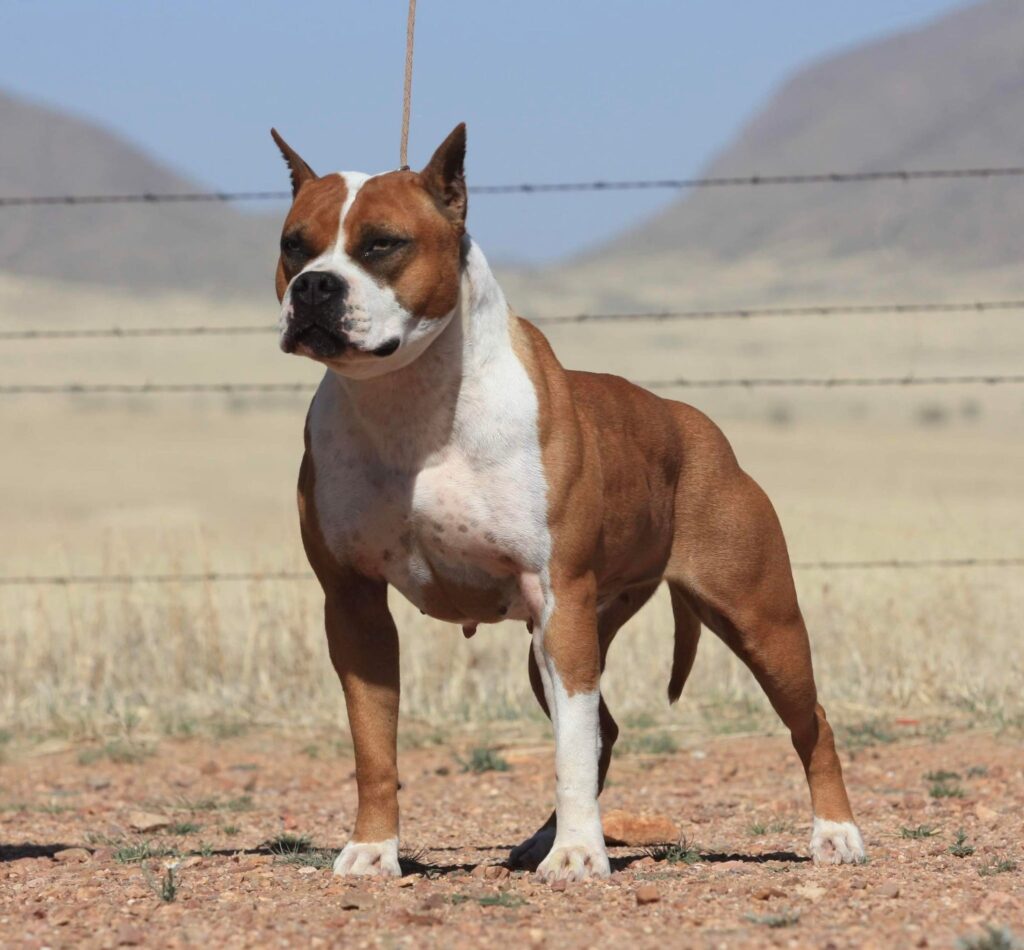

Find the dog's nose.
xmin=292 ymin=271 xmax=346 ymax=308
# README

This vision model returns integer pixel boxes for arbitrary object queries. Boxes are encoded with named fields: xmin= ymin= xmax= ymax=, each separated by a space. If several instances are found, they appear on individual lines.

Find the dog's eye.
xmin=362 ymin=235 xmax=408 ymax=259
xmin=281 ymin=234 xmax=306 ymax=257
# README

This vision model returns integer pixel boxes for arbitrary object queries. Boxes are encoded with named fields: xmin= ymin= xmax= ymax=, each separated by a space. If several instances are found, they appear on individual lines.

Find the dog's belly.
xmin=313 ymin=446 xmax=546 ymax=625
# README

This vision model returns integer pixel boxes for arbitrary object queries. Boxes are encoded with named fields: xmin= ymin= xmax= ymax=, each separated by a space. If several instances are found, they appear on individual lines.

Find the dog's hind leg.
xmin=509 ymin=581 xmax=659 ymax=871
xmin=665 ymin=425 xmax=864 ymax=865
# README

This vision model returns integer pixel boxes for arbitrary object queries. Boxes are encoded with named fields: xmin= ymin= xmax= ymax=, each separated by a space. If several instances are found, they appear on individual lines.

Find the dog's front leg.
xmin=523 ymin=570 xmax=610 ymax=882
xmin=324 ymin=579 xmax=401 ymax=877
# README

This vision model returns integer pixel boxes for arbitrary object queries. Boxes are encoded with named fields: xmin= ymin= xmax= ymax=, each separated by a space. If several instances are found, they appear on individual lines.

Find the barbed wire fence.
xmin=1 ymin=162 xmax=1022 ymax=585
xmin=4 ymin=163 xmax=1024 ymax=207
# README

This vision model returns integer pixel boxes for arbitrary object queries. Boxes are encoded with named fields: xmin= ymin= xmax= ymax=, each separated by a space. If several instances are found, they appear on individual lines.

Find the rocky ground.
xmin=1 ymin=727 xmax=1021 ymax=948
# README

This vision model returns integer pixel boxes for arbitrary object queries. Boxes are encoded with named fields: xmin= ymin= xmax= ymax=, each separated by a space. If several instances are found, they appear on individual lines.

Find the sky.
xmin=0 ymin=0 xmax=968 ymax=264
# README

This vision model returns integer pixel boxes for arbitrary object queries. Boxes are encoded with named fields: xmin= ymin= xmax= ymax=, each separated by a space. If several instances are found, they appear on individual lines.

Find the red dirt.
xmin=2 ymin=729 xmax=1021 ymax=948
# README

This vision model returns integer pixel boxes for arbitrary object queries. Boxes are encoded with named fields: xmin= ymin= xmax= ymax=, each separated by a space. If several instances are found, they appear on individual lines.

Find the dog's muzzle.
xmin=282 ymin=270 xmax=349 ymax=358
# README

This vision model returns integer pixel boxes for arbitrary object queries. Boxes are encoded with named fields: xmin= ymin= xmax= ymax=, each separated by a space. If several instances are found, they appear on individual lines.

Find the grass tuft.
xmin=645 ymin=838 xmax=702 ymax=865
xmin=949 ymin=828 xmax=975 ymax=858
xmin=264 ymin=833 xmax=334 ymax=869
xmin=842 ymin=720 xmax=897 ymax=750
xmin=619 ymin=731 xmax=678 ymax=756
xmin=979 ymin=860 xmax=1018 ymax=877
xmin=166 ymin=821 xmax=200 ymax=836
xmin=451 ymin=891 xmax=525 ymax=908
xmin=77 ymin=740 xmax=152 ymax=766
xmin=900 ymin=824 xmax=939 ymax=840
xmin=114 ymin=840 xmax=178 ymax=864
xmin=956 ymin=925 xmax=1020 ymax=950
xmin=928 ymin=770 xmax=966 ymax=799
xmin=745 ymin=910 xmax=800 ymax=928
xmin=748 ymin=820 xmax=790 ymax=837
xmin=459 ymin=747 xmax=510 ymax=773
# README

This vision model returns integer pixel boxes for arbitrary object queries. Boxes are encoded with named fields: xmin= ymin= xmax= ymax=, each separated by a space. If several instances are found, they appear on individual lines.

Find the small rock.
xmin=796 ymin=883 xmax=827 ymax=902
xmin=550 ymin=879 xmax=568 ymax=893
xmin=394 ymin=911 xmax=440 ymax=926
xmin=395 ymin=874 xmax=420 ymax=888
xmin=875 ymin=881 xmax=901 ymax=899
xmin=339 ymin=890 xmax=370 ymax=910
xmin=754 ymin=886 xmax=785 ymax=901
xmin=127 ymin=810 xmax=170 ymax=833
xmin=603 ymin=809 xmax=679 ymax=846
xmin=628 ymin=856 xmax=656 ymax=869
xmin=484 ymin=865 xmax=510 ymax=881
xmin=635 ymin=883 xmax=661 ymax=905
xmin=200 ymin=761 xmax=220 ymax=775
xmin=421 ymin=894 xmax=446 ymax=911
xmin=975 ymin=803 xmax=999 ymax=824
xmin=528 ymin=928 xmax=545 ymax=946
xmin=53 ymin=848 xmax=90 ymax=864
xmin=297 ymin=866 xmax=318 ymax=875
xmin=180 ymin=856 xmax=203 ymax=869
xmin=115 ymin=926 xmax=144 ymax=946
xmin=90 ymin=847 xmax=113 ymax=864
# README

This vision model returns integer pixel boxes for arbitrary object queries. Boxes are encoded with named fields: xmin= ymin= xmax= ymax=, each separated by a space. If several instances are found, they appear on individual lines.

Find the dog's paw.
xmin=810 ymin=818 xmax=866 ymax=865
xmin=332 ymin=837 xmax=401 ymax=877
xmin=509 ymin=826 xmax=556 ymax=870
xmin=536 ymin=840 xmax=610 ymax=882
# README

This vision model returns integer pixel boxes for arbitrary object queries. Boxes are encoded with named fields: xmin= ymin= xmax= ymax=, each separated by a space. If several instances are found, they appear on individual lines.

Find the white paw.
xmin=810 ymin=817 xmax=866 ymax=865
xmin=509 ymin=826 xmax=556 ymax=870
xmin=332 ymin=837 xmax=401 ymax=877
xmin=536 ymin=839 xmax=610 ymax=882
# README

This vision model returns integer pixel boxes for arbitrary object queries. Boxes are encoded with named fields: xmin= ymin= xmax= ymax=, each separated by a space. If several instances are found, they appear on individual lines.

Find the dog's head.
xmin=272 ymin=124 xmax=467 ymax=379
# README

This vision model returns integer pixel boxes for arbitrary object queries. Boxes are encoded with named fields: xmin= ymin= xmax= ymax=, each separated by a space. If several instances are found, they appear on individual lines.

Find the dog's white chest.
xmin=306 ymin=347 xmax=550 ymax=624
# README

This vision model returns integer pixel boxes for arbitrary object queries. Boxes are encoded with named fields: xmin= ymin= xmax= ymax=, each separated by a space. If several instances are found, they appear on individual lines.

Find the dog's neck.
xmin=328 ymin=237 xmax=513 ymax=459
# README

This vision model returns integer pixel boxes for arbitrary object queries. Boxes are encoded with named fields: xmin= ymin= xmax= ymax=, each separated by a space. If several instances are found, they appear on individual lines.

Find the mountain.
xmin=547 ymin=0 xmax=1024 ymax=309
xmin=0 ymin=90 xmax=278 ymax=297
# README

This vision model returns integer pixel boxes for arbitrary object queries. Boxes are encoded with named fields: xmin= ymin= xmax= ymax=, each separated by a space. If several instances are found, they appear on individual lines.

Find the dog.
xmin=271 ymin=123 xmax=865 ymax=880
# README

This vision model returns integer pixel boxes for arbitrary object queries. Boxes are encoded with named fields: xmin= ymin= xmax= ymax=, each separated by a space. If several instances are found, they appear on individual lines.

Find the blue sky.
xmin=0 ymin=0 xmax=967 ymax=263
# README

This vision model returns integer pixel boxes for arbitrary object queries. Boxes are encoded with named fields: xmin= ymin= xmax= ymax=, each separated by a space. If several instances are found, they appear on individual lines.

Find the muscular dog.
xmin=271 ymin=123 xmax=865 ymax=880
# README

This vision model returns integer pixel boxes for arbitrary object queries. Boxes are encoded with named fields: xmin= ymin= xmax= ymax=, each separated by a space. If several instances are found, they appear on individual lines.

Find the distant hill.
xmin=0 ymin=90 xmax=278 ymax=298
xmin=4 ymin=0 xmax=1024 ymax=307
xmin=539 ymin=0 xmax=1024 ymax=310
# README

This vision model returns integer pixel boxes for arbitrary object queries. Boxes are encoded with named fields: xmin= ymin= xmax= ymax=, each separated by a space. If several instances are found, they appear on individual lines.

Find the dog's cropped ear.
xmin=421 ymin=123 xmax=467 ymax=227
xmin=271 ymin=128 xmax=318 ymax=197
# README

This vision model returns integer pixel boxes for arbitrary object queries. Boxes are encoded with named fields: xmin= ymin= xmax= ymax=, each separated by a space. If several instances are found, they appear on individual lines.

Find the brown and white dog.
xmin=271 ymin=124 xmax=865 ymax=881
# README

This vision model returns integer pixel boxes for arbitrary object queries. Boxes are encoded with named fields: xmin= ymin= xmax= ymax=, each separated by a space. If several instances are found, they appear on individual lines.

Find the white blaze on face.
xmin=279 ymin=171 xmax=455 ymax=380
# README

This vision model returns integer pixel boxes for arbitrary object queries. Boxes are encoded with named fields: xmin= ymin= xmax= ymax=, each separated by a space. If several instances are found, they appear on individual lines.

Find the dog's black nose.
xmin=292 ymin=271 xmax=346 ymax=308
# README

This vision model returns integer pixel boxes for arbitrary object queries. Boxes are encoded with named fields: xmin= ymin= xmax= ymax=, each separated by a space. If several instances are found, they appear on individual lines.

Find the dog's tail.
xmin=667 ymin=583 xmax=702 ymax=704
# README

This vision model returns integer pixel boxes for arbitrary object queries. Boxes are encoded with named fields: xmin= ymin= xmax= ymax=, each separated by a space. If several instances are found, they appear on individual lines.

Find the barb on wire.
xmin=0 ymin=557 xmax=1020 ymax=587
xmin=5 ymin=165 xmax=1024 ymax=208
xmin=3 ymin=374 xmax=1021 ymax=397
xmin=5 ymin=298 xmax=1024 ymax=341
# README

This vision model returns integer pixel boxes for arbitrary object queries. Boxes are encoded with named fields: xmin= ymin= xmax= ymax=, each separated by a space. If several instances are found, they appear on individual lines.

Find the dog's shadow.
xmin=400 ymin=844 xmax=809 ymax=877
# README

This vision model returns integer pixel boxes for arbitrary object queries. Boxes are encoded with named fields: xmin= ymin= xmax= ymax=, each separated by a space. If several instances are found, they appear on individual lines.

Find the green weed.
xmin=745 ymin=910 xmax=800 ymax=928
xmin=949 ymin=828 xmax=975 ymax=858
xmin=459 ymin=747 xmax=510 ymax=774
xmin=900 ymin=824 xmax=939 ymax=840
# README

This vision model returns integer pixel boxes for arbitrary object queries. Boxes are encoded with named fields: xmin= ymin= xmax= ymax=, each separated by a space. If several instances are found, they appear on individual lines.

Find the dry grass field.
xmin=1 ymin=271 xmax=1022 ymax=742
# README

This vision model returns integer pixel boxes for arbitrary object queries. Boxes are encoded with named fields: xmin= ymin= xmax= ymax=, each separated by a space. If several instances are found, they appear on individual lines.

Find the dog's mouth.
xmin=282 ymin=320 xmax=347 ymax=359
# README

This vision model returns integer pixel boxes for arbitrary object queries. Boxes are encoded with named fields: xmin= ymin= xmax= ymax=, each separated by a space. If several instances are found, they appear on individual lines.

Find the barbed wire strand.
xmin=1 ymin=374 xmax=1021 ymax=397
xmin=4 ymin=298 xmax=1024 ymax=341
xmin=0 ymin=557 xmax=1021 ymax=587
xmin=6 ymin=165 xmax=1024 ymax=208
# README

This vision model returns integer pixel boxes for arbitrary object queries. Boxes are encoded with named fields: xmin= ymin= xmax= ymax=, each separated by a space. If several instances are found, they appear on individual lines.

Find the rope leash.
xmin=399 ymin=0 xmax=417 ymax=170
